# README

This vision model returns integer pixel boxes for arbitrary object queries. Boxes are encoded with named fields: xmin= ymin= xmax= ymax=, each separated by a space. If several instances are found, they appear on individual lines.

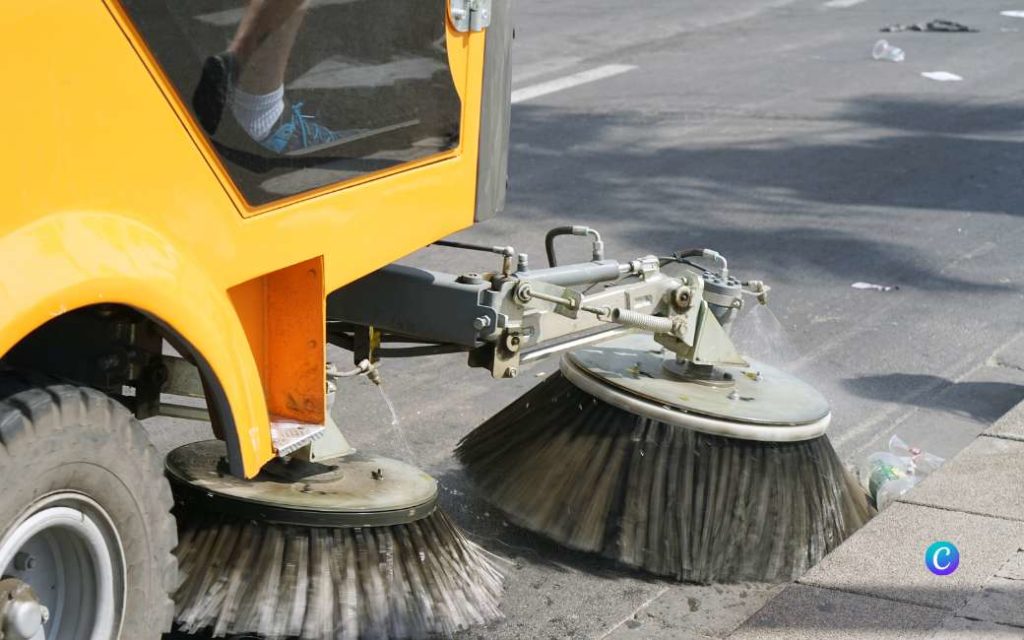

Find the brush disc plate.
xmin=166 ymin=440 xmax=438 ymax=527
xmin=562 ymin=333 xmax=830 ymax=442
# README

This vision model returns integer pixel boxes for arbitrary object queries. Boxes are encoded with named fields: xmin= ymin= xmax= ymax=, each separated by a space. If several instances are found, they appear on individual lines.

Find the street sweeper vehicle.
xmin=0 ymin=1 xmax=871 ymax=639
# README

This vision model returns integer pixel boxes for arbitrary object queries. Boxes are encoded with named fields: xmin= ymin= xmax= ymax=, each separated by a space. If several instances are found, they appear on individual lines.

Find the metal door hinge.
xmin=450 ymin=0 xmax=492 ymax=32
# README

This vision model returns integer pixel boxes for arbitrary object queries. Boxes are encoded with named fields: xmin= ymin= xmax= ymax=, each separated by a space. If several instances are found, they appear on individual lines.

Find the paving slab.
xmin=929 ymin=617 xmax=1024 ymax=640
xmin=986 ymin=399 xmax=1024 ymax=441
xmin=798 ymin=502 xmax=1024 ymax=611
xmin=902 ymin=436 xmax=1024 ymax=522
xmin=728 ymin=584 xmax=944 ymax=640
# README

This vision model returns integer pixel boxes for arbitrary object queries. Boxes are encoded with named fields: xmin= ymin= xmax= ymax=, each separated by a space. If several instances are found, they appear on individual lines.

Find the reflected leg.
xmin=230 ymin=0 xmax=309 ymax=94
xmin=195 ymin=0 xmax=342 ymax=153
xmin=192 ymin=0 xmax=309 ymax=137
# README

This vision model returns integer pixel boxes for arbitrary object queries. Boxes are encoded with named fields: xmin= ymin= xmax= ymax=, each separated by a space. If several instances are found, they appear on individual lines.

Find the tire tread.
xmin=0 ymin=369 xmax=178 ymax=636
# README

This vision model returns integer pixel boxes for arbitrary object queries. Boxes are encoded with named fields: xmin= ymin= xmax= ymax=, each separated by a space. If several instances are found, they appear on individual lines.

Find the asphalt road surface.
xmin=153 ymin=0 xmax=1024 ymax=638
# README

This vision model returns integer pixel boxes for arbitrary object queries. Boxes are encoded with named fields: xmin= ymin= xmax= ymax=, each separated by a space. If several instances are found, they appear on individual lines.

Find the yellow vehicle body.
xmin=0 ymin=1 xmax=496 ymax=477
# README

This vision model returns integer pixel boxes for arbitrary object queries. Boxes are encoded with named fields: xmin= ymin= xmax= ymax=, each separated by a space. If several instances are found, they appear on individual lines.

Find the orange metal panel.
xmin=229 ymin=257 xmax=326 ymax=426
xmin=265 ymin=257 xmax=326 ymax=424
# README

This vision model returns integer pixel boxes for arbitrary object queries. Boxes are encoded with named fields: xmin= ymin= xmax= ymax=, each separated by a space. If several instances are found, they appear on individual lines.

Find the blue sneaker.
xmin=259 ymin=102 xmax=342 ymax=156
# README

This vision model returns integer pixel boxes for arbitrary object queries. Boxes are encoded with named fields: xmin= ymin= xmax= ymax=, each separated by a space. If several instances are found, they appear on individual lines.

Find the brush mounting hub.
xmin=562 ymin=333 xmax=830 ymax=442
xmin=661 ymin=359 xmax=735 ymax=387
xmin=166 ymin=440 xmax=438 ymax=527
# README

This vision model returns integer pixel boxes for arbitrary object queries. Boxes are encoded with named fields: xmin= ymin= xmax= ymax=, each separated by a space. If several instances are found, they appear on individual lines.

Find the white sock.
xmin=229 ymin=85 xmax=285 ymax=141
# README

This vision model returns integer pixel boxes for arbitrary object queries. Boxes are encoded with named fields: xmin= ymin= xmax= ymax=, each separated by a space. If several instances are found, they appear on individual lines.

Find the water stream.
xmin=730 ymin=302 xmax=802 ymax=367
xmin=376 ymin=383 xmax=417 ymax=462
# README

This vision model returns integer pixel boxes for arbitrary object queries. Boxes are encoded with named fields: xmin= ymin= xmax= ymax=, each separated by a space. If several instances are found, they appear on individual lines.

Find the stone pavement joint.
xmin=901 ymin=436 xmax=1024 ymax=524
xmin=986 ymin=398 xmax=1024 ymax=442
xmin=728 ymin=399 xmax=1024 ymax=639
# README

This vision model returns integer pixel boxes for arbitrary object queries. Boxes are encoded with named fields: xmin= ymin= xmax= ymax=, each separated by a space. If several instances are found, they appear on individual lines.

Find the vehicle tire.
xmin=0 ymin=372 xmax=177 ymax=639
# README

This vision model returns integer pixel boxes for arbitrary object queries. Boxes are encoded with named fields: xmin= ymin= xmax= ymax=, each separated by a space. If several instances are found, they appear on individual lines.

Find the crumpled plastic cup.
xmin=858 ymin=435 xmax=945 ymax=511
xmin=873 ymin=39 xmax=906 ymax=62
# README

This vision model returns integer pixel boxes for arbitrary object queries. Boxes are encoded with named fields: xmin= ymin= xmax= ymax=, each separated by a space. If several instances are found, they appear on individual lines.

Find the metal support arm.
xmin=327 ymin=230 xmax=754 ymax=379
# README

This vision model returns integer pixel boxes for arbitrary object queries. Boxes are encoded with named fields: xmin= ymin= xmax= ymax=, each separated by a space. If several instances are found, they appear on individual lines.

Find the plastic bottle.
xmin=859 ymin=436 xmax=944 ymax=510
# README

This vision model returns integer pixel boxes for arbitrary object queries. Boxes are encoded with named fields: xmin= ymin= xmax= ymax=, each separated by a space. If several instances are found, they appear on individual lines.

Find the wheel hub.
xmin=0 ymin=493 xmax=125 ymax=640
xmin=562 ymin=333 xmax=831 ymax=442
xmin=166 ymin=440 xmax=439 ymax=527
xmin=0 ymin=579 xmax=47 ymax=640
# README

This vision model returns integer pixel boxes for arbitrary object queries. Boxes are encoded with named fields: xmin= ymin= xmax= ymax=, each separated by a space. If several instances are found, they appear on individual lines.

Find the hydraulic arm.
xmin=327 ymin=226 xmax=771 ymax=380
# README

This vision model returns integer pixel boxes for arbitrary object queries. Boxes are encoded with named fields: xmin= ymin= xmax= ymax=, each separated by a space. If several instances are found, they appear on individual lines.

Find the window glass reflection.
xmin=120 ymin=0 xmax=461 ymax=206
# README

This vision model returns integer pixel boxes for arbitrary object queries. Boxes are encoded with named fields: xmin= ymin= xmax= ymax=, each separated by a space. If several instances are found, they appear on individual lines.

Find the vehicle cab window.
xmin=118 ymin=0 xmax=462 ymax=206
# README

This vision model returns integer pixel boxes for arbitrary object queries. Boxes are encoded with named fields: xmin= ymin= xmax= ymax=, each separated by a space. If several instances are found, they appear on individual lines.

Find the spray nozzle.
xmin=742 ymin=281 xmax=771 ymax=305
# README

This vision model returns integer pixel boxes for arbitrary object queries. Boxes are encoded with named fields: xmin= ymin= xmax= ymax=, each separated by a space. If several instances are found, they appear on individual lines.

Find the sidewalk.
xmin=728 ymin=400 xmax=1024 ymax=639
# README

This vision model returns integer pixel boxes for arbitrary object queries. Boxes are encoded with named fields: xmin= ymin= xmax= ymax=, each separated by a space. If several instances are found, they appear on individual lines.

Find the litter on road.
xmin=851 ymin=282 xmax=899 ymax=292
xmin=881 ymin=19 xmax=977 ymax=33
xmin=859 ymin=435 xmax=944 ymax=512
xmin=921 ymin=71 xmax=964 ymax=82
xmin=872 ymin=39 xmax=905 ymax=62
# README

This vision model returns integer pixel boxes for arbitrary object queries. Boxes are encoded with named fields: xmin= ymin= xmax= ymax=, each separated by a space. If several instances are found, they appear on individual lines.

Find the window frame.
xmin=105 ymin=0 xmax=471 ymax=216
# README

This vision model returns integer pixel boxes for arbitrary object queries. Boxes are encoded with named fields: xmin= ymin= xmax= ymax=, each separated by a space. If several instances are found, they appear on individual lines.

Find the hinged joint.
xmin=450 ymin=0 xmax=492 ymax=32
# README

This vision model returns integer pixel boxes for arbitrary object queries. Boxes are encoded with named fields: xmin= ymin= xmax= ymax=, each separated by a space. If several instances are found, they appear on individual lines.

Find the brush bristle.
xmin=455 ymin=372 xmax=873 ymax=583
xmin=172 ymin=509 xmax=506 ymax=639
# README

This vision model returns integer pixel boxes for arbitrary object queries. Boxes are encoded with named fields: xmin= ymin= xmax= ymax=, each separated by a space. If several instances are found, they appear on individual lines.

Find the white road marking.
xmin=824 ymin=0 xmax=866 ymax=7
xmin=921 ymin=71 xmax=964 ymax=82
xmin=511 ymin=64 xmax=637 ymax=104
xmin=511 ymin=57 xmax=583 ymax=86
xmin=1001 ymin=10 xmax=1024 ymax=18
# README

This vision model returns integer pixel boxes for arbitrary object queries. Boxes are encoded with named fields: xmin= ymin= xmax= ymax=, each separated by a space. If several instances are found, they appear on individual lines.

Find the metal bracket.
xmin=352 ymin=326 xmax=381 ymax=368
xmin=491 ymin=327 xmax=523 ymax=378
xmin=291 ymin=373 xmax=356 ymax=463
xmin=270 ymin=420 xmax=326 ymax=457
xmin=450 ymin=0 xmax=492 ymax=32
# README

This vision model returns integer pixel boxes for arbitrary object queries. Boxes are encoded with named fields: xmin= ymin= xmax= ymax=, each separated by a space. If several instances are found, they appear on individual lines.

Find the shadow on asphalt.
xmin=498 ymin=97 xmax=1024 ymax=294
xmin=839 ymin=96 xmax=1024 ymax=135
xmin=842 ymin=373 xmax=1024 ymax=424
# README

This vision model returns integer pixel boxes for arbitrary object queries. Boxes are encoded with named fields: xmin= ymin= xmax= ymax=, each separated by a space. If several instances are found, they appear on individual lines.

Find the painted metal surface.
xmin=565 ymin=333 xmax=831 ymax=430
xmin=0 ymin=1 xmax=489 ymax=477
xmin=166 ymin=440 xmax=439 ymax=527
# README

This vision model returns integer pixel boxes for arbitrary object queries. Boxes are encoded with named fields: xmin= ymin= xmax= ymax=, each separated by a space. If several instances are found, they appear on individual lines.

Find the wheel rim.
xmin=0 ymin=493 xmax=125 ymax=640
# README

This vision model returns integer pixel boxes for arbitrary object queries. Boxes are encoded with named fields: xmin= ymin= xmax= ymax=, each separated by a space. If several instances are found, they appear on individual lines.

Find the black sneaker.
xmin=192 ymin=52 xmax=238 ymax=135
